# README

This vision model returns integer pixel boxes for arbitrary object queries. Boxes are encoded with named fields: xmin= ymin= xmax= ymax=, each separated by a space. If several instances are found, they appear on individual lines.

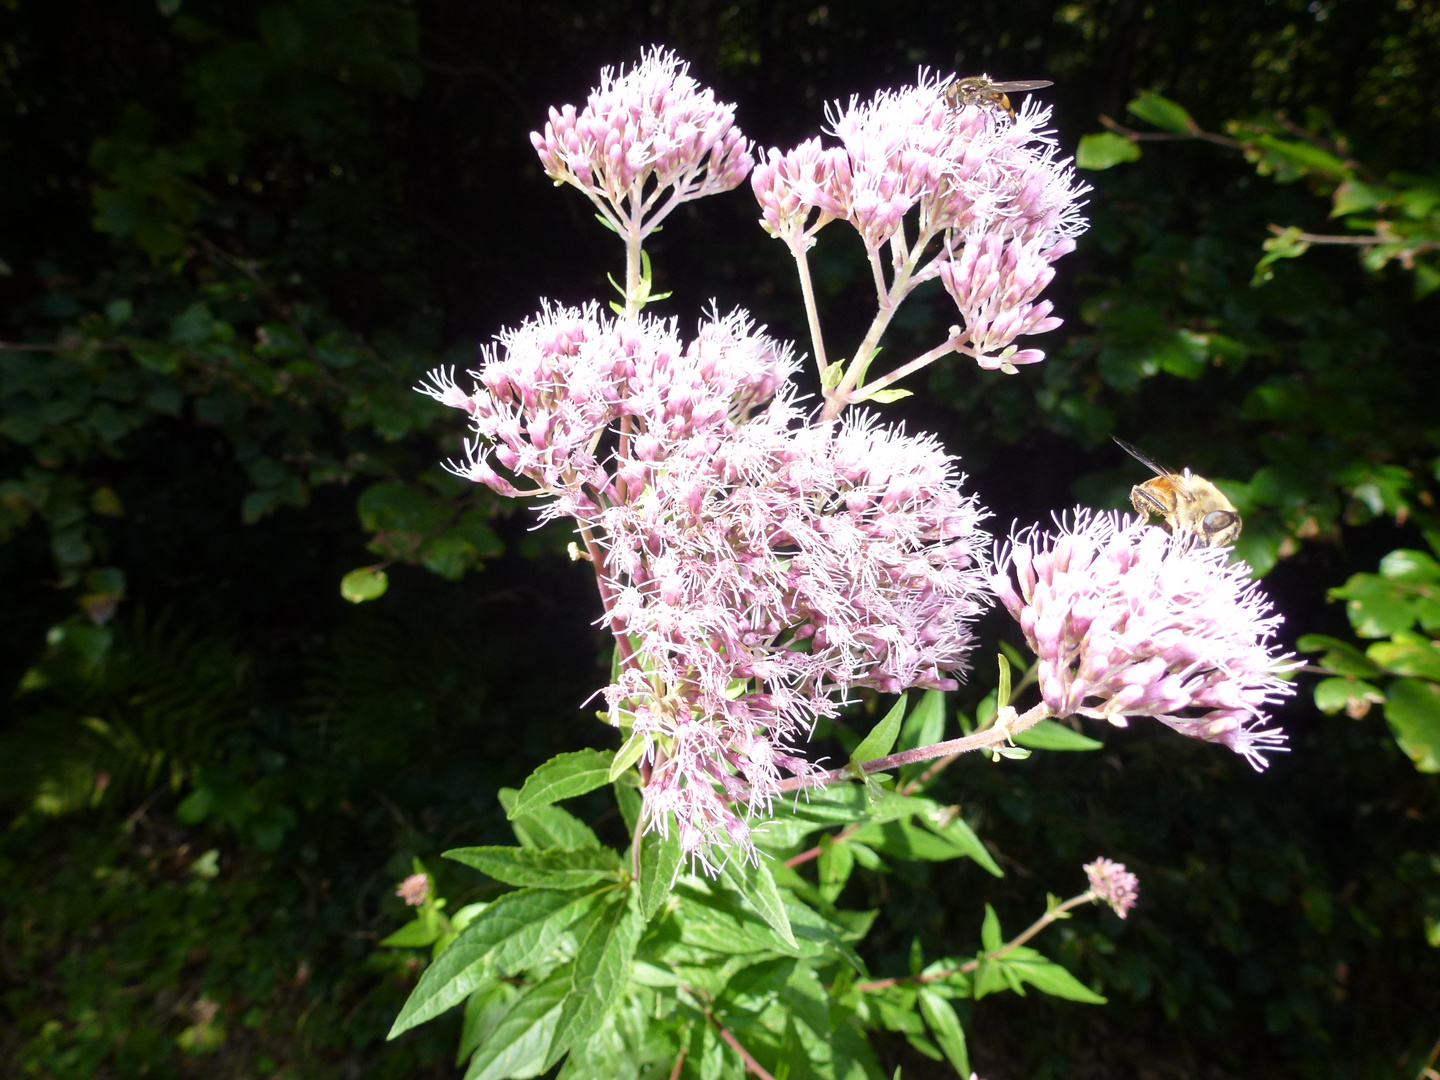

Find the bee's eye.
xmin=1202 ymin=510 xmax=1238 ymax=534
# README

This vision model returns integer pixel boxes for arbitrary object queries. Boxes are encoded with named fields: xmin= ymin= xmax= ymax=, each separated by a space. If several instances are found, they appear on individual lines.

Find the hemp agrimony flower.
xmin=1084 ymin=857 xmax=1139 ymax=919
xmin=530 ymin=47 xmax=754 ymax=243
xmin=422 ymin=303 xmax=992 ymax=862
xmin=752 ymin=71 xmax=1086 ymax=394
xmin=992 ymin=510 xmax=1295 ymax=770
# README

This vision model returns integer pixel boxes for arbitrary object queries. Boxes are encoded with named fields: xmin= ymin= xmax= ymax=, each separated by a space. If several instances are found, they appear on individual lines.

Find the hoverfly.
xmin=943 ymin=75 xmax=1054 ymax=119
xmin=1113 ymin=437 xmax=1242 ymax=548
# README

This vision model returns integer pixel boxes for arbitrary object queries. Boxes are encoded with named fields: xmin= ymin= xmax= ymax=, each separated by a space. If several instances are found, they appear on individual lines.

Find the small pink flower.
xmin=396 ymin=873 xmax=430 ymax=907
xmin=992 ymin=510 xmax=1295 ymax=770
xmin=530 ymin=47 xmax=753 ymax=240
xmin=1084 ymin=857 xmax=1139 ymax=919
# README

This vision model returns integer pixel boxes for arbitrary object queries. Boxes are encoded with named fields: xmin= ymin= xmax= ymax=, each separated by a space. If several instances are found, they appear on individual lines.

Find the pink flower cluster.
xmin=530 ymin=47 xmax=754 ymax=238
xmin=1084 ymin=857 xmax=1139 ymax=919
xmin=992 ymin=510 xmax=1295 ymax=770
xmin=421 ymin=305 xmax=992 ymax=861
xmin=396 ymin=873 xmax=430 ymax=907
xmin=751 ymin=72 xmax=1086 ymax=369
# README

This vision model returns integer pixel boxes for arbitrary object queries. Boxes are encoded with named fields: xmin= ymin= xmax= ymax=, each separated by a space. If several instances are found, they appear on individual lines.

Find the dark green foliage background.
xmin=2 ymin=0 xmax=1437 ymax=1076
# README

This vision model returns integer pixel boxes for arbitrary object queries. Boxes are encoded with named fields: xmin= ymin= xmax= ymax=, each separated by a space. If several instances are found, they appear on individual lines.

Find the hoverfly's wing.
xmin=987 ymin=79 xmax=1054 ymax=92
xmin=1112 ymin=437 xmax=1176 ymax=480
xmin=1113 ymin=436 xmax=1200 ymax=509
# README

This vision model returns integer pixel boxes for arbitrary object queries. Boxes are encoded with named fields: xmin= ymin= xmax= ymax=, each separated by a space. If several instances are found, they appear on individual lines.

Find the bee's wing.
xmin=988 ymin=79 xmax=1053 ymax=91
xmin=1112 ymin=437 xmax=1180 ymax=481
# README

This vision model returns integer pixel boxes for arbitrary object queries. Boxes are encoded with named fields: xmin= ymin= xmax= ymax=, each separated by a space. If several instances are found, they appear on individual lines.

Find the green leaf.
xmin=859 ymin=387 xmax=914 ymax=404
xmin=980 ymin=904 xmax=1003 ymax=952
xmin=1007 ymin=955 xmax=1108 ymax=1004
xmin=1126 ymin=92 xmax=1196 ymax=134
xmin=1331 ymin=179 xmax=1385 ymax=217
xmin=387 ymin=888 xmax=583 ymax=1038
xmin=673 ymin=879 xmax=800 ymax=957
xmin=491 ymin=890 xmax=608 ymax=975
xmin=456 ymin=982 xmax=517 ymax=1066
xmin=1297 ymin=633 xmax=1383 ymax=678
xmin=638 ymin=818 xmax=683 ymax=919
xmin=722 ymin=856 xmax=798 ymax=949
xmin=850 ymin=818 xmax=975 ymax=864
xmin=508 ymin=750 xmax=616 ymax=819
xmin=852 ymin=693 xmax=908 ymax=765
xmin=379 ymin=917 xmax=442 ymax=949
xmin=1076 ymin=131 xmax=1141 ymax=170
xmin=1012 ymin=718 xmax=1103 ymax=751
xmin=544 ymin=894 xmax=644 ymax=1067
xmin=818 ymin=835 xmax=855 ymax=905
xmin=498 ymin=789 xmax=600 ymax=850
xmin=1333 ymin=574 xmax=1421 ymax=638
xmin=1379 ymin=549 xmax=1440 ymax=582
xmin=340 ymin=566 xmax=388 ymax=603
xmin=1369 ymin=637 xmax=1440 ymax=681
xmin=1384 ymin=677 xmax=1440 ymax=772
xmin=444 ymin=845 xmax=621 ymax=889
xmin=925 ymin=814 xmax=1003 ymax=878
xmin=918 ymin=989 xmax=970 ymax=1076
xmin=608 ymin=729 xmax=647 ymax=781
xmin=899 ymin=689 xmax=946 ymax=752
xmin=463 ymin=967 xmax=571 ymax=1080
xmin=1313 ymin=677 xmax=1382 ymax=716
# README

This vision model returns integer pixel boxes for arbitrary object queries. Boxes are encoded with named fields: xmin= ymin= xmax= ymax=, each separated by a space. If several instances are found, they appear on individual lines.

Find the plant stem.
xmin=772 ymin=701 xmax=1051 ymax=794
xmin=712 ymin=1016 xmax=778 ymax=1080
xmin=786 ymin=236 xmax=829 ymax=377
xmin=852 ymin=890 xmax=1095 ymax=993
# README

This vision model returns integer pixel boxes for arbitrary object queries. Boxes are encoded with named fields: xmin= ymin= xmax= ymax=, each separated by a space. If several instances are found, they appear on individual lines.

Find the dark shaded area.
xmin=2 ymin=0 xmax=1438 ymax=1077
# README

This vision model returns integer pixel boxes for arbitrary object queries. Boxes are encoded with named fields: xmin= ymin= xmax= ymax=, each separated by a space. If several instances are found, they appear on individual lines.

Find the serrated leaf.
xmin=1012 ymin=718 xmax=1103 ymax=751
xmin=387 ymin=888 xmax=586 ymax=1039
xmin=508 ymin=750 xmax=615 ymax=818
xmin=456 ymin=982 xmax=517 ymax=1066
xmin=639 ymin=817 xmax=683 ymax=919
xmin=444 ymin=845 xmax=621 ymax=889
xmin=544 ymin=895 xmax=644 ymax=1068
xmin=1126 ymin=92 xmax=1196 ymax=134
xmin=497 ymin=790 xmax=601 ymax=851
xmin=899 ymin=688 xmax=947 ymax=752
xmin=1076 ymin=131 xmax=1141 ymax=170
xmin=463 ymin=967 xmax=571 ymax=1080
xmin=722 ymin=856 xmax=798 ymax=949
xmin=852 ymin=693 xmax=908 ymax=765
xmin=918 ymin=989 xmax=971 ymax=1076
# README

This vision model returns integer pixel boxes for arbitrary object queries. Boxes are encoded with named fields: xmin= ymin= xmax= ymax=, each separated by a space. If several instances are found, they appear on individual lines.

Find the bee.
xmin=1113 ymin=437 xmax=1242 ymax=548
xmin=943 ymin=75 xmax=1054 ymax=119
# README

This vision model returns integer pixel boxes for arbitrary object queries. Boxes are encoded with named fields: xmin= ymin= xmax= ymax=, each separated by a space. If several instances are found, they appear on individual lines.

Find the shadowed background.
xmin=2 ymin=0 xmax=1438 ymax=1076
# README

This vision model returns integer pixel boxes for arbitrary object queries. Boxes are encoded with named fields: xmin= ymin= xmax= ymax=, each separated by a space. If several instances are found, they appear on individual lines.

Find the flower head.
xmin=531 ymin=47 xmax=754 ymax=238
xmin=1084 ymin=857 xmax=1139 ymax=918
xmin=753 ymin=73 xmax=1086 ymax=370
xmin=604 ymin=406 xmax=992 ymax=862
xmin=396 ymin=873 xmax=430 ymax=907
xmin=992 ymin=510 xmax=1295 ymax=770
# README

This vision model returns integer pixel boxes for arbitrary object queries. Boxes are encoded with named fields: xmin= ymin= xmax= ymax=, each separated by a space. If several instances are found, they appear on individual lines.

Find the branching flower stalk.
xmin=853 ymin=858 xmax=1140 ymax=994
xmin=752 ymin=73 xmax=1088 ymax=419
